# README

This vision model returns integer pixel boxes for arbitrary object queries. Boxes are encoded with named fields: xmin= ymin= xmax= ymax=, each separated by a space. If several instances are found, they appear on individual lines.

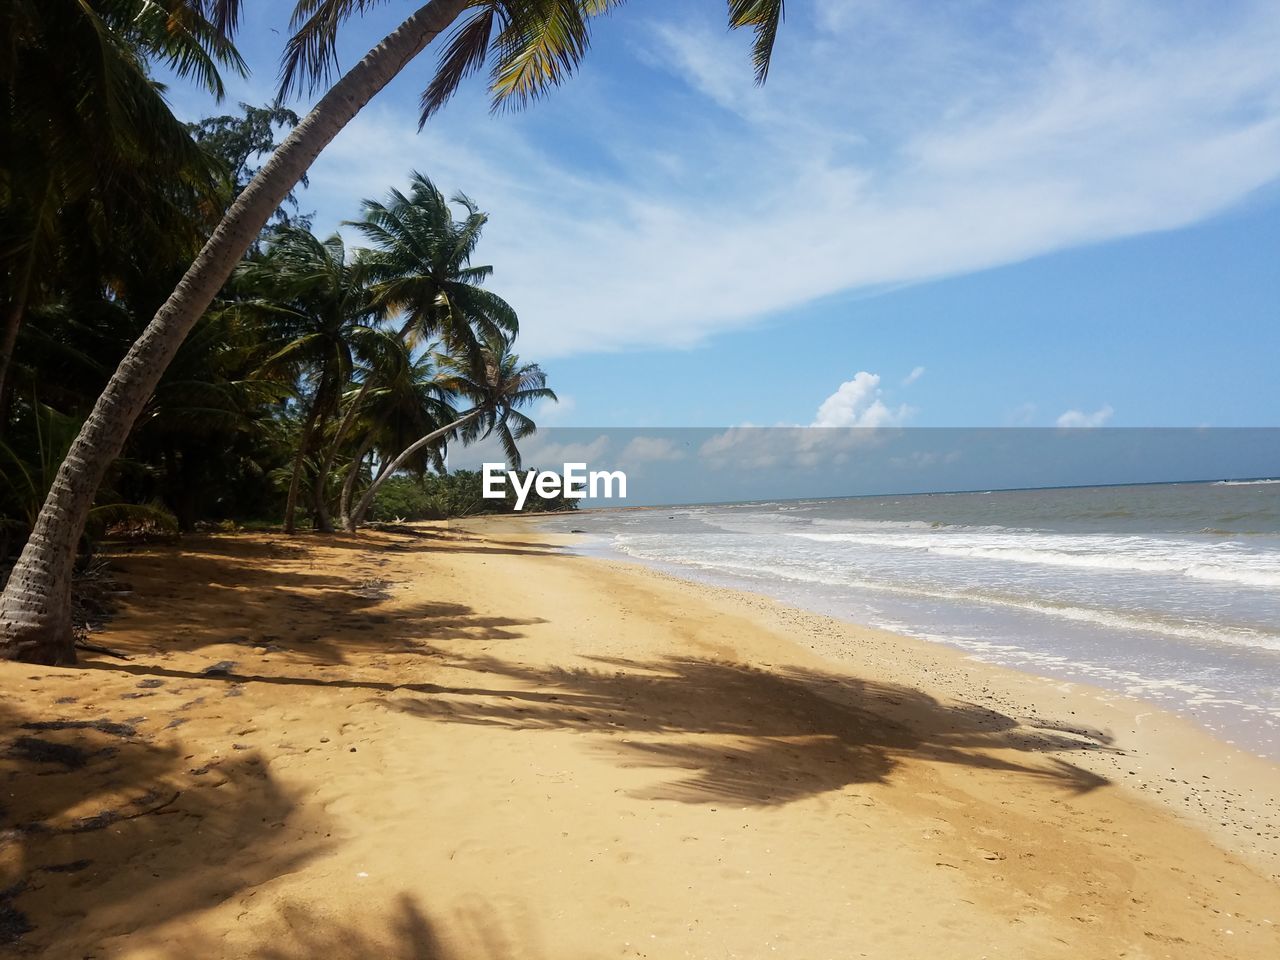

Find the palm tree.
xmin=0 ymin=0 xmax=243 ymax=411
xmin=0 ymin=0 xmax=785 ymax=663
xmin=356 ymin=174 xmax=518 ymax=354
xmin=295 ymin=174 xmax=520 ymax=528
xmin=347 ymin=339 xmax=554 ymax=530
xmin=337 ymin=345 xmax=459 ymax=528
xmin=318 ymin=173 xmax=519 ymax=495
xmin=240 ymin=227 xmax=385 ymax=533
xmin=132 ymin=304 xmax=289 ymax=531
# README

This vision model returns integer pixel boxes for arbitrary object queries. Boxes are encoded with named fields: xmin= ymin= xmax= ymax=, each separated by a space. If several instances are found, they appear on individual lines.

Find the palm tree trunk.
xmin=283 ymin=391 xmax=327 ymax=535
xmin=312 ymin=484 xmax=335 ymax=533
xmin=338 ymin=431 xmax=378 ymax=530
xmin=0 ymin=0 xmax=470 ymax=664
xmin=347 ymin=408 xmax=481 ymax=530
xmin=313 ymin=317 xmax=414 ymax=525
xmin=311 ymin=376 xmax=374 ymax=531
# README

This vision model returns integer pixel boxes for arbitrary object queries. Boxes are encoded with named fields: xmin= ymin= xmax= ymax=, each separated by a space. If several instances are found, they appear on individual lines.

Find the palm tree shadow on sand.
xmin=0 ymin=701 xmax=327 ymax=953
xmin=389 ymin=653 xmax=1114 ymax=806
xmin=149 ymin=894 xmax=572 ymax=960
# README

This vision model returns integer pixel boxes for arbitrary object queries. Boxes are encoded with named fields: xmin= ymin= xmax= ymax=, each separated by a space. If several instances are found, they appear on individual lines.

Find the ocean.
xmin=541 ymin=479 xmax=1280 ymax=759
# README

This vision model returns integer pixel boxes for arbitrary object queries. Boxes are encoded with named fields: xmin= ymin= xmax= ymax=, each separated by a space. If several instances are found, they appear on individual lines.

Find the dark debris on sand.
xmin=20 ymin=719 xmax=137 ymax=738
xmin=6 ymin=736 xmax=96 ymax=770
xmin=0 ymin=881 xmax=32 ymax=946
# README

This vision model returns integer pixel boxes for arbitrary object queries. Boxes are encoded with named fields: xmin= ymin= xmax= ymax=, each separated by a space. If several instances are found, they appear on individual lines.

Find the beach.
xmin=3 ymin=518 xmax=1279 ymax=958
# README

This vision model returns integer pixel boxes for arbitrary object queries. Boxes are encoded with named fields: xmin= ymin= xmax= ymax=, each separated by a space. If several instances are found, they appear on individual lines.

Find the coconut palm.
xmin=318 ymin=173 xmax=519 ymax=499
xmin=131 ymin=304 xmax=290 ymax=531
xmin=347 ymin=339 xmax=554 ymax=530
xmin=337 ymin=345 xmax=459 ymax=528
xmin=240 ymin=227 xmax=387 ymax=533
xmin=0 ymin=401 xmax=177 ymax=561
xmin=0 ymin=0 xmax=785 ymax=663
xmin=355 ymin=174 xmax=518 ymax=353
xmin=0 ymin=0 xmax=244 ymax=407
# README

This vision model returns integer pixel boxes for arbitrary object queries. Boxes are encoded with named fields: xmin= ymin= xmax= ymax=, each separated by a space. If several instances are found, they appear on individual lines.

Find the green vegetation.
xmin=369 ymin=471 xmax=578 ymax=522
xmin=1 ymin=127 xmax=553 ymax=544
xmin=0 ymin=1 xmax=784 ymax=662
xmin=1 ymin=81 xmax=555 ymax=650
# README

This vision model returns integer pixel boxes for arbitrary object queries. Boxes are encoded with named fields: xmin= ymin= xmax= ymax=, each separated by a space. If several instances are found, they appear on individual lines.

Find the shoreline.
xmin=542 ymin=512 xmax=1280 ymax=768
xmin=529 ymin=515 xmax=1280 ymax=873
xmin=515 ymin=514 xmax=1280 ymax=877
xmin=2 ymin=521 xmax=1277 ymax=957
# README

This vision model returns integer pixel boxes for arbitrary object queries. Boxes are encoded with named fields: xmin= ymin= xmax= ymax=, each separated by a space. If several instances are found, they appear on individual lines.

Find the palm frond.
xmin=420 ymin=3 xmax=498 ymax=124
xmin=487 ymin=0 xmax=594 ymax=112
xmin=131 ymin=0 xmax=249 ymax=97
xmin=727 ymin=0 xmax=785 ymax=84
xmin=279 ymin=0 xmax=394 ymax=100
xmin=182 ymin=0 xmax=247 ymax=38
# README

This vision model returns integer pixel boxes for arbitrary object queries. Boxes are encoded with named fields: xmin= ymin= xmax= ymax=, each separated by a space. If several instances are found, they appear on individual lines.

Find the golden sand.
xmin=2 ymin=518 xmax=1278 ymax=958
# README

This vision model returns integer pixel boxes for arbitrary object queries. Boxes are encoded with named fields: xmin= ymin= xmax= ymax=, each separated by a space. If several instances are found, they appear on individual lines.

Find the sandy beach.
xmin=3 ymin=517 xmax=1278 ymax=958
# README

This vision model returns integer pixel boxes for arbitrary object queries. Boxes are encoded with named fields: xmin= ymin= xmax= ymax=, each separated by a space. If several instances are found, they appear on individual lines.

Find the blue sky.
xmin=163 ymin=0 xmax=1280 ymax=429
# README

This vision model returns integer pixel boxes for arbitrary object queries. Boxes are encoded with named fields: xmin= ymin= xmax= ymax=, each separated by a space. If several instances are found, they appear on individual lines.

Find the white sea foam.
xmin=789 ymin=530 xmax=1280 ymax=588
xmin=569 ymin=482 xmax=1280 ymax=758
xmin=609 ymin=534 xmax=1280 ymax=653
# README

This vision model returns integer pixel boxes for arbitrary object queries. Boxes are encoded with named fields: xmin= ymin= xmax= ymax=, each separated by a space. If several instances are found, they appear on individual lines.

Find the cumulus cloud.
xmin=812 ymin=372 xmax=911 ymax=428
xmin=1056 ymin=404 xmax=1115 ymax=428
xmin=699 ymin=371 xmax=910 ymax=468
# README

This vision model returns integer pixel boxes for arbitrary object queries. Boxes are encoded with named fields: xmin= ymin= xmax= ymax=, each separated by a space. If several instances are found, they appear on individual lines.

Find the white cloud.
xmin=296 ymin=2 xmax=1280 ymax=360
xmin=902 ymin=366 xmax=926 ymax=386
xmin=1056 ymin=404 xmax=1114 ymax=428
xmin=620 ymin=436 xmax=686 ymax=462
xmin=812 ymin=372 xmax=911 ymax=428
xmin=698 ymin=371 xmax=910 ymax=468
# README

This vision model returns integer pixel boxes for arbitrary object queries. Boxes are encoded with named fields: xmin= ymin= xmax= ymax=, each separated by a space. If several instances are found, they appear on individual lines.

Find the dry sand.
xmin=2 ymin=517 xmax=1279 ymax=959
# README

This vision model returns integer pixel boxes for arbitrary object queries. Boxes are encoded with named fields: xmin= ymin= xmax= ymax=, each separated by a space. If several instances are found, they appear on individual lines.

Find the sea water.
xmin=541 ymin=480 xmax=1280 ymax=759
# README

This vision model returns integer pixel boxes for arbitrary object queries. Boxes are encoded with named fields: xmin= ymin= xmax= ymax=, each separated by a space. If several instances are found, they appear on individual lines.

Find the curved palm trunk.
xmin=311 ymin=376 xmax=374 ymax=530
xmin=312 ymin=482 xmax=335 ymax=533
xmin=313 ymin=317 xmax=415 ymax=525
xmin=339 ymin=430 xmax=378 ymax=529
xmin=346 ymin=408 xmax=481 ymax=531
xmin=0 ymin=0 xmax=470 ymax=664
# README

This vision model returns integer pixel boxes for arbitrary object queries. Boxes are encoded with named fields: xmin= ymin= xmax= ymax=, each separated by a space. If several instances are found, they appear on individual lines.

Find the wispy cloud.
xmin=902 ymin=366 xmax=926 ymax=386
xmin=620 ymin=436 xmax=686 ymax=462
xmin=300 ymin=1 xmax=1280 ymax=360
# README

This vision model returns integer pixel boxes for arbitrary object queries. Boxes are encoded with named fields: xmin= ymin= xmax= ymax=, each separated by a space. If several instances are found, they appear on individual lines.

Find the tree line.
xmin=0 ymin=0 xmax=784 ymax=664
xmin=3 ymin=90 xmax=554 ymax=537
